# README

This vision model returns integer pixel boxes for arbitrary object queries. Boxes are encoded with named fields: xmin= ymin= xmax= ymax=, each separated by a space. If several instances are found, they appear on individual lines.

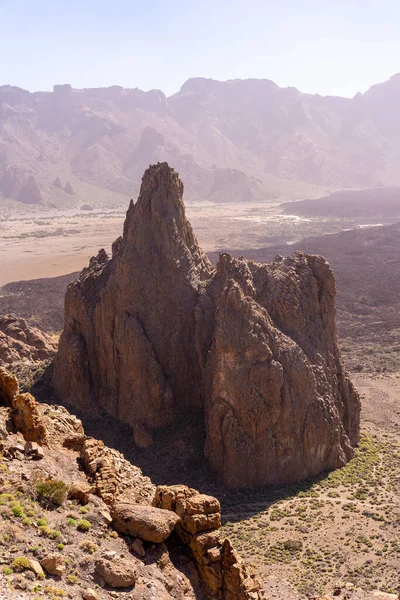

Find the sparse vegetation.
xmin=36 ymin=479 xmax=69 ymax=507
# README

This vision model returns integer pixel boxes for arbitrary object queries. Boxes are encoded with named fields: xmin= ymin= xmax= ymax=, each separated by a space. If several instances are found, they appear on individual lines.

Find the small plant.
xmin=76 ymin=519 xmax=91 ymax=532
xmin=2 ymin=566 xmax=13 ymax=575
xmin=66 ymin=517 xmax=76 ymax=527
xmin=0 ymin=494 xmax=14 ymax=505
xmin=79 ymin=539 xmax=98 ymax=553
xmin=66 ymin=574 xmax=79 ymax=584
xmin=36 ymin=480 xmax=69 ymax=507
xmin=38 ymin=526 xmax=61 ymax=539
xmin=37 ymin=517 xmax=48 ymax=527
xmin=23 ymin=517 xmax=32 ymax=526
xmin=11 ymin=556 xmax=32 ymax=572
xmin=11 ymin=503 xmax=25 ymax=518
xmin=79 ymin=506 xmax=90 ymax=514
xmin=58 ymin=543 xmax=65 ymax=550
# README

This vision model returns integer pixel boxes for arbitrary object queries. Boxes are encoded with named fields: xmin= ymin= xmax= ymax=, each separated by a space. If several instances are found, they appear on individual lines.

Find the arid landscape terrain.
xmin=1 ymin=75 xmax=400 ymax=600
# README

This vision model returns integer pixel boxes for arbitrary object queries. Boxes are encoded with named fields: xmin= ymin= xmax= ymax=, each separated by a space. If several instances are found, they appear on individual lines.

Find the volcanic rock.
xmin=53 ymin=162 xmax=360 ymax=488
xmin=111 ymin=503 xmax=180 ymax=542
xmin=95 ymin=554 xmax=138 ymax=588
xmin=0 ymin=314 xmax=57 ymax=366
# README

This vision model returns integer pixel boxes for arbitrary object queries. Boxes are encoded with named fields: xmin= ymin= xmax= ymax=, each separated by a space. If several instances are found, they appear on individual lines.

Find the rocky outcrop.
xmin=53 ymin=162 xmax=360 ymax=488
xmin=0 ymin=367 xmax=48 ymax=444
xmin=111 ymin=503 xmax=180 ymax=542
xmin=0 ymin=315 xmax=57 ymax=366
xmin=63 ymin=181 xmax=74 ymax=194
xmin=154 ymin=484 xmax=265 ymax=599
xmin=16 ymin=175 xmax=42 ymax=204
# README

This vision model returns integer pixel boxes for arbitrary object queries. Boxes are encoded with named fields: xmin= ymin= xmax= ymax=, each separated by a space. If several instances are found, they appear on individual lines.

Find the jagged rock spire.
xmin=53 ymin=163 xmax=360 ymax=488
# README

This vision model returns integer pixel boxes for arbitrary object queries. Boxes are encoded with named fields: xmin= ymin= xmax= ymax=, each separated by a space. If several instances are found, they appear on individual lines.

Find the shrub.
xmin=36 ymin=480 xmax=69 ymax=507
xmin=11 ymin=504 xmax=25 ymax=518
xmin=76 ymin=519 xmax=91 ymax=532
xmin=37 ymin=517 xmax=48 ymax=527
xmin=0 ymin=494 xmax=14 ymax=505
xmin=79 ymin=540 xmax=98 ymax=553
xmin=11 ymin=557 xmax=31 ymax=572
xmin=66 ymin=517 xmax=76 ymax=527
xmin=38 ymin=526 xmax=61 ymax=539
xmin=2 ymin=566 xmax=13 ymax=575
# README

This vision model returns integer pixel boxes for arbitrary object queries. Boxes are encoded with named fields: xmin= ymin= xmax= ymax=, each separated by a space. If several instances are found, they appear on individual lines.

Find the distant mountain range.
xmin=2 ymin=74 xmax=400 ymax=208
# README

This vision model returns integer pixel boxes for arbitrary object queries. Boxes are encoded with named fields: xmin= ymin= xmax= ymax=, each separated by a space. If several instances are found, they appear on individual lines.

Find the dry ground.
xmin=0 ymin=200 xmax=392 ymax=286
xmin=219 ymin=373 xmax=400 ymax=598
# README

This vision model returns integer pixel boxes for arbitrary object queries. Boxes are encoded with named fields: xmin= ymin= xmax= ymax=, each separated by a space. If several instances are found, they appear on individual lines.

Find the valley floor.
xmin=220 ymin=373 xmax=400 ymax=598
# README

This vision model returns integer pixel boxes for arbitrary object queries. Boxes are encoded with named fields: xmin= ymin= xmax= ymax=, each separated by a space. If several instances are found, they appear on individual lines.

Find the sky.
xmin=1 ymin=0 xmax=400 ymax=97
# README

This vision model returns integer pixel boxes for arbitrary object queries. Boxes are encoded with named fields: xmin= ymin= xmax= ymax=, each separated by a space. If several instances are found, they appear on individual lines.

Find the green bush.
xmin=36 ymin=480 xmax=69 ymax=507
xmin=11 ymin=557 xmax=31 ymax=572
xmin=77 ymin=519 xmax=91 ymax=532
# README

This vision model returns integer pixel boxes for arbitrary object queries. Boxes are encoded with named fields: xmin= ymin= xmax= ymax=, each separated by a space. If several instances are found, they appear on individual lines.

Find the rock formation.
xmin=53 ymin=162 xmax=360 ymax=488
xmin=0 ymin=315 xmax=57 ymax=366
xmin=0 ymin=367 xmax=48 ymax=444
xmin=16 ymin=175 xmax=43 ymax=204
xmin=154 ymin=484 xmax=265 ymax=599
xmin=0 ymin=366 xmax=265 ymax=599
xmin=63 ymin=181 xmax=74 ymax=194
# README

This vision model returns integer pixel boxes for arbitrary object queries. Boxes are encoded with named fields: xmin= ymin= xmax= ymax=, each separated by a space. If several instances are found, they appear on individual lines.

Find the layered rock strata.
xmin=53 ymin=162 xmax=360 ymax=488
xmin=153 ymin=484 xmax=265 ymax=599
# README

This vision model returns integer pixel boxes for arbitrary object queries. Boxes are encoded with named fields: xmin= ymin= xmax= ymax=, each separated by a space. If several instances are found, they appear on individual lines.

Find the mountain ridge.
xmin=2 ymin=73 xmax=400 ymax=208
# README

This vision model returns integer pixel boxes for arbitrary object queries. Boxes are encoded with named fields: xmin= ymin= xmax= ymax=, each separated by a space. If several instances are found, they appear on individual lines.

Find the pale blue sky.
xmin=1 ymin=0 xmax=400 ymax=97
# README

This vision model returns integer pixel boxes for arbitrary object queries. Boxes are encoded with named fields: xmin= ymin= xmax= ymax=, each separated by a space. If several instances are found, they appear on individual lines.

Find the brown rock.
xmin=80 ymin=438 xmax=117 ymax=504
xmin=95 ymin=555 xmax=138 ymax=588
xmin=82 ymin=589 xmax=99 ymax=600
xmin=24 ymin=441 xmax=44 ymax=459
xmin=0 ymin=315 xmax=57 ymax=366
xmin=27 ymin=559 xmax=44 ymax=577
xmin=153 ymin=484 xmax=197 ymax=512
xmin=131 ymin=537 xmax=146 ymax=557
xmin=0 ymin=366 xmax=18 ymax=406
xmin=68 ymin=481 xmax=93 ymax=504
xmin=111 ymin=503 xmax=180 ymax=543
xmin=41 ymin=554 xmax=65 ymax=577
xmin=12 ymin=392 xmax=48 ymax=444
xmin=53 ymin=163 xmax=360 ymax=488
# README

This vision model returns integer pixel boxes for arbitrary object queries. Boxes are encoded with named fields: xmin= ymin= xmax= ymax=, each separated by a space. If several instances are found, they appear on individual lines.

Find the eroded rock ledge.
xmin=53 ymin=162 xmax=360 ymax=488
xmin=0 ymin=366 xmax=265 ymax=599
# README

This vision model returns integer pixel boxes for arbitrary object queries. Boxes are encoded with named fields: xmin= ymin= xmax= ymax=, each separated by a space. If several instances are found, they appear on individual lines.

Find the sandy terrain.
xmin=1 ymin=201 xmax=393 ymax=287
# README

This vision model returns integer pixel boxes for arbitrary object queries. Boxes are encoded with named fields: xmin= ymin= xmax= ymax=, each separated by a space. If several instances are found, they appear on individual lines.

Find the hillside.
xmin=280 ymin=187 xmax=400 ymax=218
xmin=4 ymin=74 xmax=400 ymax=209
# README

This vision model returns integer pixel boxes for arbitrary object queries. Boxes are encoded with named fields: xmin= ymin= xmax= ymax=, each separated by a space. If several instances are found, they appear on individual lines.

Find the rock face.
xmin=53 ymin=162 xmax=360 ymax=488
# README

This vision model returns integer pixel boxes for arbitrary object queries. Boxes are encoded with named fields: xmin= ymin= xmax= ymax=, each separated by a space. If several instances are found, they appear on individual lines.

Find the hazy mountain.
xmin=2 ymin=74 xmax=400 ymax=207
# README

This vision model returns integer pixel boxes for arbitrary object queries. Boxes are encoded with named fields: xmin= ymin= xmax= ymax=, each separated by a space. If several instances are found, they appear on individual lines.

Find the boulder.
xmin=27 ymin=559 xmax=44 ymax=577
xmin=82 ymin=589 xmax=99 ymax=600
xmin=95 ymin=555 xmax=138 ymax=588
xmin=40 ymin=554 xmax=65 ymax=577
xmin=111 ymin=503 xmax=180 ymax=543
xmin=68 ymin=481 xmax=93 ymax=505
xmin=24 ymin=441 xmax=44 ymax=459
